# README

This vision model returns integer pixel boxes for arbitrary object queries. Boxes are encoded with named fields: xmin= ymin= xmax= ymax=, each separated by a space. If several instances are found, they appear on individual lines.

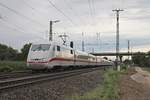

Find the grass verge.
xmin=0 ymin=61 xmax=27 ymax=72
xmin=65 ymin=69 xmax=124 ymax=100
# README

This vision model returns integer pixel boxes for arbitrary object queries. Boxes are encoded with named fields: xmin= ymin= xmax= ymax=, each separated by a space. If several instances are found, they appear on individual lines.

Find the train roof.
xmin=31 ymin=41 xmax=96 ymax=57
xmin=31 ymin=41 xmax=74 ymax=50
xmin=31 ymin=41 xmax=58 ymax=45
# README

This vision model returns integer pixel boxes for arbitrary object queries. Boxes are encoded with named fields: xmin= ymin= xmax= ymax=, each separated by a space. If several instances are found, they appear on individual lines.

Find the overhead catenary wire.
xmin=0 ymin=15 xmax=27 ymax=34
xmin=22 ymin=0 xmax=36 ymax=11
xmin=91 ymin=0 xmax=96 ymax=16
xmin=0 ymin=2 xmax=46 ymax=28
xmin=63 ymin=0 xmax=86 ymax=27
xmin=87 ymin=0 xmax=97 ymax=32
xmin=24 ymin=0 xmax=86 ymax=33
xmin=47 ymin=0 xmax=77 ymax=26
xmin=0 ymin=17 xmax=46 ymax=40
xmin=1 ymin=13 xmax=45 ymax=34
xmin=88 ymin=0 xmax=93 ymax=18
xmin=22 ymin=0 xmax=50 ymax=21
xmin=91 ymin=0 xmax=96 ymax=23
xmin=88 ymin=0 xmax=96 ymax=23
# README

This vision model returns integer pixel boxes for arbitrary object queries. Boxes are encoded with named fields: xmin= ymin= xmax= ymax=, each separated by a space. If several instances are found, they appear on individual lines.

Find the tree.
xmin=145 ymin=51 xmax=150 ymax=67
xmin=0 ymin=44 xmax=18 ymax=60
xmin=0 ymin=43 xmax=32 ymax=61
xmin=132 ymin=52 xmax=149 ymax=67
xmin=0 ymin=44 xmax=8 ymax=60
xmin=20 ymin=43 xmax=31 ymax=60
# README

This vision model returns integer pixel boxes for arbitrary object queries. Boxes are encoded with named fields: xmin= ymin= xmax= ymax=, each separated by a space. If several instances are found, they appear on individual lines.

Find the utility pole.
xmin=92 ymin=48 xmax=94 ymax=53
xmin=127 ymin=40 xmax=131 ymax=67
xmin=49 ymin=21 xmax=52 ymax=41
xmin=128 ymin=40 xmax=130 ymax=60
xmin=112 ymin=9 xmax=124 ymax=71
xmin=49 ymin=20 xmax=60 ymax=41
xmin=96 ymin=33 xmax=100 ymax=49
xmin=82 ymin=32 xmax=85 ymax=52
xmin=96 ymin=33 xmax=101 ymax=51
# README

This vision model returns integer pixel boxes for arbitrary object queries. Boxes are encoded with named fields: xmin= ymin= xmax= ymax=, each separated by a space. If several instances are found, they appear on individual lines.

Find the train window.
xmin=57 ymin=46 xmax=60 ymax=51
xmin=70 ymin=50 xmax=73 ymax=54
xmin=31 ymin=44 xmax=50 ymax=51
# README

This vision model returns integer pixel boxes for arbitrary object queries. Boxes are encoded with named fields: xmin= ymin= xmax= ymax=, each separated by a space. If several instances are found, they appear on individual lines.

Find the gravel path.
xmin=131 ymin=67 xmax=150 ymax=87
xmin=119 ymin=67 xmax=150 ymax=100
xmin=0 ymin=69 xmax=104 ymax=100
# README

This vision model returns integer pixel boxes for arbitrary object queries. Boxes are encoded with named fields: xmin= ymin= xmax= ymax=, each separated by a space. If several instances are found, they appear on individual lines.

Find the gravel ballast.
xmin=0 ymin=69 xmax=104 ymax=100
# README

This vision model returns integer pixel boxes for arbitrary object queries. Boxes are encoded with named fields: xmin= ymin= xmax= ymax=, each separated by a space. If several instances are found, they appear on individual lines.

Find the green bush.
xmin=121 ymin=64 xmax=128 ymax=70
xmin=0 ymin=61 xmax=27 ymax=72
xmin=0 ymin=65 xmax=13 ymax=72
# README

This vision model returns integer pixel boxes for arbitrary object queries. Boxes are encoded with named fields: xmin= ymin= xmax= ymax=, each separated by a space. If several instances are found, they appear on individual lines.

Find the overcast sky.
xmin=0 ymin=0 xmax=150 ymax=53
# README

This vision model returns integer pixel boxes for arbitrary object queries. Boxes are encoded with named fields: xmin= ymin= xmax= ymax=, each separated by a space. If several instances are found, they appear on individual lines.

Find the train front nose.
xmin=27 ymin=44 xmax=51 ymax=70
xmin=27 ymin=54 xmax=50 ymax=70
xmin=27 ymin=60 xmax=49 ymax=70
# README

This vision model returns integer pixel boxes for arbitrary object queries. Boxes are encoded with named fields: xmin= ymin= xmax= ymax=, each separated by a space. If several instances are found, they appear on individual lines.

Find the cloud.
xmin=0 ymin=0 xmax=149 ymax=52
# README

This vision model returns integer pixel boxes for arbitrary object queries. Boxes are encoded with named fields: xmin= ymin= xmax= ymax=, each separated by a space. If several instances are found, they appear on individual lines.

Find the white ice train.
xmin=27 ymin=42 xmax=114 ymax=71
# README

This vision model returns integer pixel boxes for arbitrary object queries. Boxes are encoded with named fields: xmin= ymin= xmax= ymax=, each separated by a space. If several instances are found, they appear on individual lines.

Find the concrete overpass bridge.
xmin=90 ymin=52 xmax=146 ymax=61
xmin=90 ymin=52 xmax=143 ymax=56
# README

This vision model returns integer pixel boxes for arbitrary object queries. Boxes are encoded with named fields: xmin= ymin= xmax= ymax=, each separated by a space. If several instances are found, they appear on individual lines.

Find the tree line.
xmin=0 ymin=43 xmax=31 ymax=61
xmin=132 ymin=51 xmax=150 ymax=67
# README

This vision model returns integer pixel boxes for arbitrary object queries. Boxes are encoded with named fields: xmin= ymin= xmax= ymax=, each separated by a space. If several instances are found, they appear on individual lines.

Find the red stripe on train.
xmin=27 ymin=58 xmax=73 ymax=63
xmin=49 ymin=58 xmax=73 ymax=62
xmin=27 ymin=58 xmax=97 ymax=63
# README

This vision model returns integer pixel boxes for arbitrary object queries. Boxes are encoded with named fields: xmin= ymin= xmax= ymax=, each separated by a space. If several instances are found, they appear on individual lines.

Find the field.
xmin=0 ymin=61 xmax=27 ymax=72
xmin=66 ymin=68 xmax=125 ymax=100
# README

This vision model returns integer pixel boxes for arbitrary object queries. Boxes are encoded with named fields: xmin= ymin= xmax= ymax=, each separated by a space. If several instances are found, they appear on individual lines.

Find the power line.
xmin=128 ymin=40 xmax=130 ymax=60
xmin=88 ymin=0 xmax=93 ymax=18
xmin=96 ymin=32 xmax=101 ymax=51
xmin=82 ymin=32 xmax=85 ymax=52
xmin=47 ymin=0 xmax=77 ymax=26
xmin=87 ymin=0 xmax=97 ymax=32
xmin=0 ymin=19 xmax=20 ymax=32
xmin=22 ymin=0 xmax=49 ymax=20
xmin=1 ymin=14 xmax=44 ymax=33
xmin=0 ymin=17 xmax=45 ymax=40
xmin=88 ymin=0 xmax=93 ymax=27
xmin=91 ymin=0 xmax=96 ymax=15
xmin=22 ymin=0 xmax=36 ymax=11
xmin=1 ymin=15 xmax=28 ymax=33
xmin=63 ymin=0 xmax=86 ymax=27
xmin=0 ymin=2 xmax=45 ymax=27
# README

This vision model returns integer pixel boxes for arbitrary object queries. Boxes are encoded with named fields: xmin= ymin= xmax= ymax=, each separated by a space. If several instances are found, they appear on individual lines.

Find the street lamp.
xmin=49 ymin=20 xmax=60 ymax=41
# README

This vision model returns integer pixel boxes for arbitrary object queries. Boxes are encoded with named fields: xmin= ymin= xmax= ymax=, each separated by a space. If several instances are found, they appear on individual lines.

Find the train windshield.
xmin=31 ymin=44 xmax=50 ymax=51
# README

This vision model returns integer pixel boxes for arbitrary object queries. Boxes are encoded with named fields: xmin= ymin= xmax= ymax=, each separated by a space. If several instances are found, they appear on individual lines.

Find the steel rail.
xmin=0 ymin=71 xmax=32 ymax=79
xmin=0 ymin=67 xmax=104 ymax=91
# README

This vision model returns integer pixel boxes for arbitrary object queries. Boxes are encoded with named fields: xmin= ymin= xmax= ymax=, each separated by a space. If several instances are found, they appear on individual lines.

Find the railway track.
xmin=0 ymin=71 xmax=33 ymax=80
xmin=0 ymin=67 xmax=104 ymax=92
